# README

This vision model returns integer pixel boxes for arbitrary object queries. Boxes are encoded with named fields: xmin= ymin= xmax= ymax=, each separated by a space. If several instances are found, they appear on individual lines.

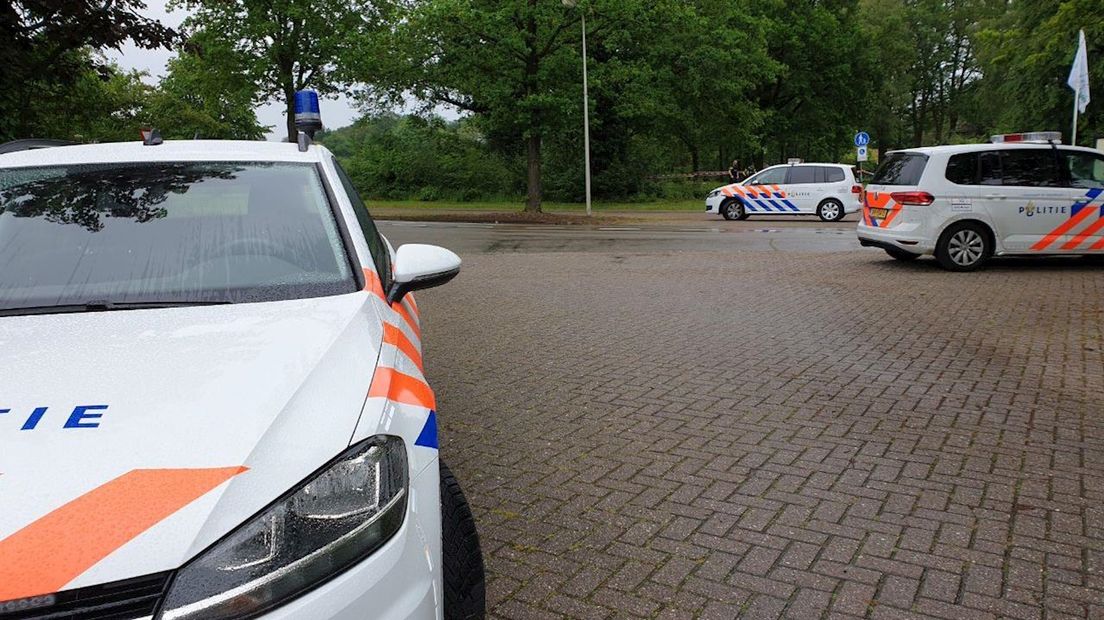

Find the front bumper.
xmin=705 ymin=194 xmax=724 ymax=214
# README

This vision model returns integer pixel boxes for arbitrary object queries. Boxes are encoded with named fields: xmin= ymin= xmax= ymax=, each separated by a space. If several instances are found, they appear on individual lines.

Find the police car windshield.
xmin=0 ymin=161 xmax=357 ymax=312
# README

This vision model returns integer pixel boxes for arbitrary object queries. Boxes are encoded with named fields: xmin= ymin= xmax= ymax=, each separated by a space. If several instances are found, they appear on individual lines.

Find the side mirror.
xmin=386 ymin=244 xmax=461 ymax=304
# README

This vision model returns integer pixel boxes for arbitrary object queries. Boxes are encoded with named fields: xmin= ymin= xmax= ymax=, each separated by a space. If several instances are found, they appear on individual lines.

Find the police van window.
xmin=871 ymin=153 xmax=928 ymax=185
xmin=945 ymin=153 xmax=978 ymax=185
xmin=978 ymin=152 xmax=1002 ymax=185
xmin=1062 ymin=151 xmax=1104 ymax=188
xmin=750 ymin=167 xmax=788 ymax=185
xmin=824 ymin=167 xmax=845 ymax=183
xmin=1000 ymin=149 xmax=1061 ymax=187
xmin=789 ymin=166 xmax=816 ymax=184
xmin=331 ymin=157 xmax=391 ymax=289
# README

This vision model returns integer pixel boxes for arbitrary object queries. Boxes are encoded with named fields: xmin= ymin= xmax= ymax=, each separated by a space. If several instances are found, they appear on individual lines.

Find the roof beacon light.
xmin=990 ymin=131 xmax=1062 ymax=144
xmin=294 ymin=89 xmax=322 ymax=152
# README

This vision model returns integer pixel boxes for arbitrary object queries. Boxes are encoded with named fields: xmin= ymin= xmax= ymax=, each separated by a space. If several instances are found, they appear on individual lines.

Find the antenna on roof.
xmin=140 ymin=128 xmax=163 ymax=146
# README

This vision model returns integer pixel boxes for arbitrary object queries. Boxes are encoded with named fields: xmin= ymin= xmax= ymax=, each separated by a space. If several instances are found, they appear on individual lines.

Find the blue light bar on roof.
xmin=294 ymin=90 xmax=322 ymax=133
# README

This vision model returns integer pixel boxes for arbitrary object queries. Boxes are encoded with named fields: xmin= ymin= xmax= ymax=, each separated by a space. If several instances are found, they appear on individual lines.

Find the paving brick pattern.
xmin=419 ymin=250 xmax=1104 ymax=619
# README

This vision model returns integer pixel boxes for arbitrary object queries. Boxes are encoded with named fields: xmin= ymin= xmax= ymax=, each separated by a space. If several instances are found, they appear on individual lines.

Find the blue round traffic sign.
xmin=855 ymin=131 xmax=870 ymax=147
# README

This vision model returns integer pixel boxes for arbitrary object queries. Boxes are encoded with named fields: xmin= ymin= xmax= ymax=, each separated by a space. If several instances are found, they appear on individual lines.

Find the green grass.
xmin=364 ymin=198 xmax=704 ymax=212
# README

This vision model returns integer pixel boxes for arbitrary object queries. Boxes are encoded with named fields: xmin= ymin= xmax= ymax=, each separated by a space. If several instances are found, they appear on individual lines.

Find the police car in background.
xmin=705 ymin=162 xmax=862 ymax=221
xmin=0 ymin=92 xmax=485 ymax=620
xmin=857 ymin=132 xmax=1104 ymax=271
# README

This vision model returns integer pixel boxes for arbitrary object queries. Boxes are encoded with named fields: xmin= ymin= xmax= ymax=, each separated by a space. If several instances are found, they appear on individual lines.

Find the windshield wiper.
xmin=0 ymin=300 xmax=232 ymax=317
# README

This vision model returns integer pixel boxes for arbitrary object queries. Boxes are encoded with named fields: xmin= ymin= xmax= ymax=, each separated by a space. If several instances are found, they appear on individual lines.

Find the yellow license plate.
xmin=869 ymin=208 xmax=889 ymax=219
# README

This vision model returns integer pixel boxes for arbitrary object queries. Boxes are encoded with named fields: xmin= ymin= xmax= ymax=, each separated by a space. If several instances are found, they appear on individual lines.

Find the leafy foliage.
xmin=173 ymin=0 xmax=388 ymax=141
xmin=3 ymin=0 xmax=1100 ymax=204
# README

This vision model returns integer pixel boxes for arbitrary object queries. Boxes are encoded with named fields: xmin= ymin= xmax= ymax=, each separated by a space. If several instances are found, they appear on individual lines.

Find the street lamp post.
xmin=563 ymin=0 xmax=592 ymax=216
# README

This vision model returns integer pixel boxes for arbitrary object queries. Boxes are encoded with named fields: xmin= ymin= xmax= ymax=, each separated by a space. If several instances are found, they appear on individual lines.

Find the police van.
xmin=858 ymin=132 xmax=1104 ymax=271
xmin=705 ymin=162 xmax=862 ymax=221
xmin=0 ymin=92 xmax=485 ymax=619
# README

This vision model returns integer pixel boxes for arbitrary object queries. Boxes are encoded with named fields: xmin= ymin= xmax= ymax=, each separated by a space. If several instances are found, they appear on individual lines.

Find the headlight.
xmin=707 ymin=189 xmax=721 ymax=198
xmin=157 ymin=436 xmax=408 ymax=620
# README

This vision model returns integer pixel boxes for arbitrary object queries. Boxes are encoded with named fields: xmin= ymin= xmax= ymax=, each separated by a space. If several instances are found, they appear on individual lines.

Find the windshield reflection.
xmin=0 ymin=163 xmax=242 ymax=232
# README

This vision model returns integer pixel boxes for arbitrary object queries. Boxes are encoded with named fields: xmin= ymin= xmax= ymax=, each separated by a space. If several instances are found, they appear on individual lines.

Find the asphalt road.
xmin=379 ymin=218 xmax=1104 ymax=620
xmin=379 ymin=218 xmax=861 ymax=255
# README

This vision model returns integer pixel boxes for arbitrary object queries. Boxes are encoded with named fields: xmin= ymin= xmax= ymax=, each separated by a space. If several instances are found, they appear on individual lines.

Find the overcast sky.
xmin=106 ymin=0 xmax=361 ymax=140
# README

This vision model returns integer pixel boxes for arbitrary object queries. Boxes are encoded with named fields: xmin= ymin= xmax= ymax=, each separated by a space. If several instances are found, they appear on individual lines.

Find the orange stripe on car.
xmin=363 ymin=268 xmax=385 ymax=300
xmin=880 ymin=203 xmax=904 ymax=228
xmin=368 ymin=367 xmax=436 ymax=410
xmin=1032 ymin=207 xmax=1096 ymax=251
xmin=772 ymin=185 xmax=786 ymax=198
xmin=406 ymin=294 xmax=419 ymax=317
xmin=0 ymin=467 xmax=246 ymax=602
xmin=391 ymin=301 xmax=420 ymax=339
xmin=1061 ymin=214 xmax=1104 ymax=250
xmin=384 ymin=323 xmax=423 ymax=370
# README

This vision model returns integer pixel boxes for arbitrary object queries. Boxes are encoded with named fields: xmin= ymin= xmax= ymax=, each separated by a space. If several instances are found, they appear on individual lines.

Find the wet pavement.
xmin=381 ymin=219 xmax=1104 ymax=620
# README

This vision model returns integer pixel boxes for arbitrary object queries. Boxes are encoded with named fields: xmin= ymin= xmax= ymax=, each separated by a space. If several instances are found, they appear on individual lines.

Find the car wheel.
xmin=817 ymin=199 xmax=845 ymax=222
xmin=441 ymin=461 xmax=486 ymax=620
xmin=935 ymin=222 xmax=991 ymax=271
xmin=721 ymin=199 xmax=744 ymax=221
xmin=884 ymin=247 xmax=919 ymax=261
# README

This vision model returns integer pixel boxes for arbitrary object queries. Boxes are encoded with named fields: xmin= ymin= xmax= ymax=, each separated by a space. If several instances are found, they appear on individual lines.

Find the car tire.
xmin=721 ymin=199 xmax=744 ymax=221
xmin=441 ymin=461 xmax=486 ymax=620
xmin=884 ymin=247 xmax=920 ymax=261
xmin=817 ymin=199 xmax=845 ymax=222
xmin=935 ymin=222 xmax=991 ymax=271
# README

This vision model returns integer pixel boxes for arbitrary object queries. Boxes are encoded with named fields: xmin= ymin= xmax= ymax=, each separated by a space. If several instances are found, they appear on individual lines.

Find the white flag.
xmin=1068 ymin=30 xmax=1090 ymax=114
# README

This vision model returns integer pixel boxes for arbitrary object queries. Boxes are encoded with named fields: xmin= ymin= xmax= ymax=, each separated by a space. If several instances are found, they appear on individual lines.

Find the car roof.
xmin=0 ymin=140 xmax=330 ymax=168
xmin=764 ymin=162 xmax=852 ymax=168
xmin=887 ymin=142 xmax=1103 ymax=157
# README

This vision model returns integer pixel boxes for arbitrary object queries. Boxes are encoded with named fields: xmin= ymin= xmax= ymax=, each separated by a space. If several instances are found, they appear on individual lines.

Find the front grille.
xmin=0 ymin=572 xmax=171 ymax=620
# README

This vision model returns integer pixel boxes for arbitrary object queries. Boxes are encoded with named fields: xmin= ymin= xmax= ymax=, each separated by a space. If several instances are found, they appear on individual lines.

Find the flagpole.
xmin=1072 ymin=87 xmax=1080 ymax=146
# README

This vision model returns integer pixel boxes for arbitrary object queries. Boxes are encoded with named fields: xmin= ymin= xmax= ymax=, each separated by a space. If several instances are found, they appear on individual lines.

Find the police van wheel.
xmin=935 ymin=222 xmax=991 ymax=271
xmin=442 ymin=461 xmax=486 ymax=620
xmin=721 ymin=199 xmax=744 ymax=221
xmin=817 ymin=199 xmax=845 ymax=222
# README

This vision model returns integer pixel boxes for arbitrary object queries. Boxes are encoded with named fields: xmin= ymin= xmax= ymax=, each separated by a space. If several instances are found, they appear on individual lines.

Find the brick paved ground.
xmin=419 ymin=249 xmax=1104 ymax=619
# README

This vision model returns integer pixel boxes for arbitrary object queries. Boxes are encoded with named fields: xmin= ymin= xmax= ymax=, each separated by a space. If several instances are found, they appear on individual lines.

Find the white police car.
xmin=705 ymin=162 xmax=862 ymax=221
xmin=0 ymin=92 xmax=484 ymax=620
xmin=857 ymin=132 xmax=1104 ymax=270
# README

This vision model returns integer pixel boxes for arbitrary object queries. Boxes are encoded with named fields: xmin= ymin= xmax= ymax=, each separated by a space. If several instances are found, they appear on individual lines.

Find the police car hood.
xmin=0 ymin=292 xmax=385 ymax=595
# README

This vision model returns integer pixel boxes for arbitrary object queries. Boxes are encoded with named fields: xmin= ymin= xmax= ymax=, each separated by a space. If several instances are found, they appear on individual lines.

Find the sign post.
xmin=854 ymin=132 xmax=870 ymax=177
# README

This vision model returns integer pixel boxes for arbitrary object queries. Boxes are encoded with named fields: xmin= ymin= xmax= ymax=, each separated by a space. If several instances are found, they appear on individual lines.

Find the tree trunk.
xmin=522 ymin=0 xmax=542 ymax=213
xmin=525 ymin=133 xmax=542 ymax=212
xmin=285 ymin=88 xmax=297 ymax=143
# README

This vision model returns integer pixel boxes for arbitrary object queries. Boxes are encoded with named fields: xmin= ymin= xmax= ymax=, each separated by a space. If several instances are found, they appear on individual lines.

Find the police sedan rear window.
xmin=0 ymin=161 xmax=357 ymax=312
xmin=872 ymin=153 xmax=928 ymax=186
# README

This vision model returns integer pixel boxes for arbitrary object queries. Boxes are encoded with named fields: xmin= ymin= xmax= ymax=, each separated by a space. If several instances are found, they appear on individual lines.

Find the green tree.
xmin=975 ymin=0 xmax=1102 ymax=145
xmin=368 ymin=0 xmax=598 ymax=211
xmin=145 ymin=40 xmax=269 ymax=140
xmin=747 ymin=0 xmax=871 ymax=163
xmin=174 ymin=0 xmax=387 ymax=142
xmin=0 ymin=0 xmax=175 ymax=141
